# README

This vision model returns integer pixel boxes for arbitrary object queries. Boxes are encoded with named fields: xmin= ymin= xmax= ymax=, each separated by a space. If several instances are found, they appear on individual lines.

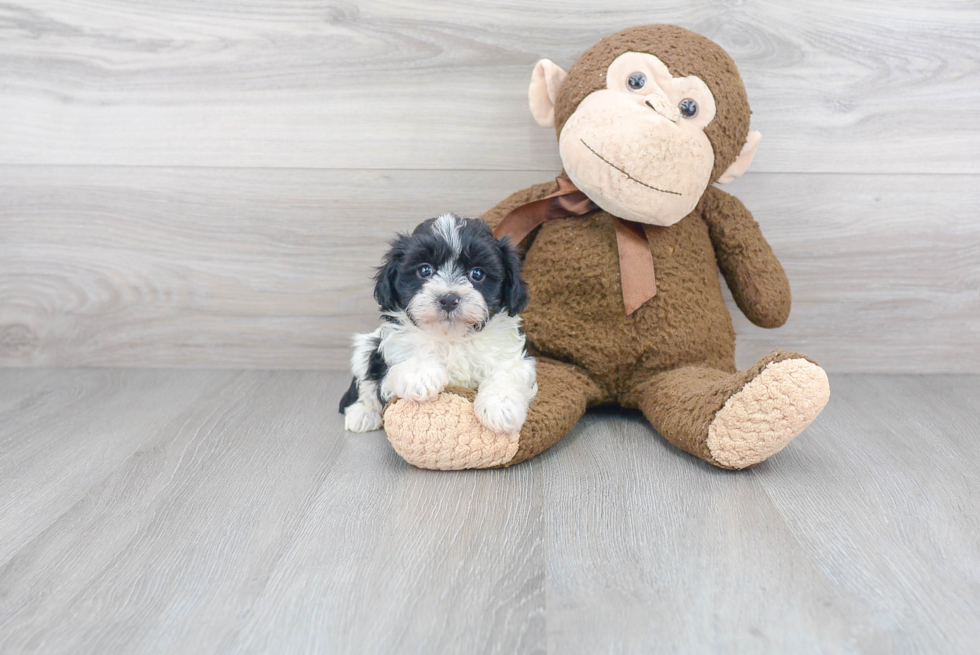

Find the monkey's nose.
xmin=438 ymin=293 xmax=460 ymax=312
xmin=645 ymin=97 xmax=680 ymax=123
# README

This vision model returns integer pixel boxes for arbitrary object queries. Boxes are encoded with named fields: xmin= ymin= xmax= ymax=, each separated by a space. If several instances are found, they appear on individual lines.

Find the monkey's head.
xmin=529 ymin=25 xmax=760 ymax=226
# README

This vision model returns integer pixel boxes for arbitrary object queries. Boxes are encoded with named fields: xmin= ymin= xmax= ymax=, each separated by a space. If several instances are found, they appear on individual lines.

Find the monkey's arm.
xmin=481 ymin=179 xmax=561 ymax=256
xmin=701 ymin=186 xmax=791 ymax=328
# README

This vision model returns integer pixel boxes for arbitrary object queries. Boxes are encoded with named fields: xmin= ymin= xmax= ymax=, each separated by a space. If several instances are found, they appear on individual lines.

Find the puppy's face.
xmin=374 ymin=214 xmax=528 ymax=331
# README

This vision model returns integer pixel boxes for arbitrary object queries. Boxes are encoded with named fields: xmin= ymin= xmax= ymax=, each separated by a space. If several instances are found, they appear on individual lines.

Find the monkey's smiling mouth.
xmin=580 ymin=140 xmax=682 ymax=196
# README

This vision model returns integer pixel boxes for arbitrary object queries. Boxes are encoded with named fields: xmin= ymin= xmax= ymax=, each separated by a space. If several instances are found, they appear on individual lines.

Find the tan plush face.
xmin=528 ymin=25 xmax=762 ymax=224
xmin=559 ymin=52 xmax=717 ymax=226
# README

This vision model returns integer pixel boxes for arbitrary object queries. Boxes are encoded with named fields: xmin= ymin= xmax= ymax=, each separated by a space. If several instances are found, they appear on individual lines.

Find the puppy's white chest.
xmin=442 ymin=341 xmax=484 ymax=388
xmin=379 ymin=313 xmax=526 ymax=391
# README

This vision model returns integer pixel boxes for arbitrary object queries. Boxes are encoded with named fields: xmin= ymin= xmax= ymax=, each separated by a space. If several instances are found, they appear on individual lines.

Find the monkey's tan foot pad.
xmin=707 ymin=359 xmax=830 ymax=469
xmin=383 ymin=393 xmax=519 ymax=470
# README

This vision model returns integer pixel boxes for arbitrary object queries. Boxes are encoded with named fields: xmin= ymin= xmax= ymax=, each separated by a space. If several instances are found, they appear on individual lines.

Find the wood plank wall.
xmin=2 ymin=1 xmax=978 ymax=373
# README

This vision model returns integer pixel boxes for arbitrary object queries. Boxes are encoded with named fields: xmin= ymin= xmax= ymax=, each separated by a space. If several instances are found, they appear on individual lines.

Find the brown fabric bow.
xmin=492 ymin=176 xmax=657 ymax=315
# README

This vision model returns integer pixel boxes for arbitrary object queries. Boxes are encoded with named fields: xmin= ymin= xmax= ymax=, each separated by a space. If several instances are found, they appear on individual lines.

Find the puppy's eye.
xmin=417 ymin=263 xmax=433 ymax=279
xmin=627 ymin=72 xmax=646 ymax=92
xmin=678 ymin=98 xmax=699 ymax=118
xmin=468 ymin=268 xmax=485 ymax=282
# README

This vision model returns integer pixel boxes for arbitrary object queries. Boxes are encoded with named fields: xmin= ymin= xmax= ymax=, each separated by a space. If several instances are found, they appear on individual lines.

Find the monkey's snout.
xmin=645 ymin=98 xmax=680 ymax=123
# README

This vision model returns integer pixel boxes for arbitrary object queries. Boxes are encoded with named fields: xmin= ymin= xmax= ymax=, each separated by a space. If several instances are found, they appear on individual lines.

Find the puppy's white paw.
xmin=474 ymin=389 xmax=529 ymax=434
xmin=344 ymin=402 xmax=383 ymax=433
xmin=384 ymin=362 xmax=449 ymax=402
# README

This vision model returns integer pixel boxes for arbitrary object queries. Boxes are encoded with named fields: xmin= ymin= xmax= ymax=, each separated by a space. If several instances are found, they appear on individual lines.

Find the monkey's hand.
xmin=701 ymin=186 xmax=792 ymax=328
xmin=383 ymin=390 xmax=522 ymax=470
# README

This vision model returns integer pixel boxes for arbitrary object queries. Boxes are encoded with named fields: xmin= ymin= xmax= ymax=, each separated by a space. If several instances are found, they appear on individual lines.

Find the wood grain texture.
xmin=540 ymin=375 xmax=980 ymax=653
xmin=1 ymin=369 xmax=978 ymax=653
xmin=0 ymin=370 xmax=544 ymax=654
xmin=542 ymin=415 xmax=863 ymax=654
xmin=2 ymin=166 xmax=978 ymax=372
xmin=2 ymin=1 xmax=978 ymax=372
xmin=756 ymin=375 xmax=980 ymax=652
xmin=1 ymin=0 xmax=978 ymax=173
xmin=0 ymin=368 xmax=236 ymax=563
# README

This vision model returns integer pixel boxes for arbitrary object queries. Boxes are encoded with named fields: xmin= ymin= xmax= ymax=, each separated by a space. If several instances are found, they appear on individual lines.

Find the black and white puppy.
xmin=340 ymin=213 xmax=537 ymax=434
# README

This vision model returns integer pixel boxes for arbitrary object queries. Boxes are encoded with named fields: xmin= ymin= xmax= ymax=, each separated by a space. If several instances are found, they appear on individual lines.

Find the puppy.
xmin=340 ymin=213 xmax=537 ymax=435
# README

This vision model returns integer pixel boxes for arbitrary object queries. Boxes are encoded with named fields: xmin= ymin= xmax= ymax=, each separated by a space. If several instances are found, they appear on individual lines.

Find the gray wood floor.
xmin=1 ymin=370 xmax=978 ymax=654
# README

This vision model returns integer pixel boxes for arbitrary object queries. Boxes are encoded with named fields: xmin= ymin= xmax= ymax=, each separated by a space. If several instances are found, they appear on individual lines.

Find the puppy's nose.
xmin=438 ymin=293 xmax=460 ymax=311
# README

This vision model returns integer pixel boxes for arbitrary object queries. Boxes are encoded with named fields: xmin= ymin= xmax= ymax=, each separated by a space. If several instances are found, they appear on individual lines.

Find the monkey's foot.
xmin=383 ymin=391 xmax=520 ymax=470
xmin=706 ymin=358 xmax=830 ymax=469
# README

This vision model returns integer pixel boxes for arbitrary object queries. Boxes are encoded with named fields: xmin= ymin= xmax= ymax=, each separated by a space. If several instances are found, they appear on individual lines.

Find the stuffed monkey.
xmin=383 ymin=25 xmax=830 ymax=470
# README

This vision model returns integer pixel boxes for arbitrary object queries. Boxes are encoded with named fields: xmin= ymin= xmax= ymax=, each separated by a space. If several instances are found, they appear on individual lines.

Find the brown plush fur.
xmin=481 ymin=178 xmax=797 ymax=467
xmin=483 ymin=181 xmax=792 ymax=394
xmin=439 ymin=359 xmax=605 ymax=466
xmin=481 ymin=25 xmax=803 ymax=467
xmin=553 ymin=25 xmax=752 ymax=183
xmin=382 ymin=25 xmax=828 ymax=470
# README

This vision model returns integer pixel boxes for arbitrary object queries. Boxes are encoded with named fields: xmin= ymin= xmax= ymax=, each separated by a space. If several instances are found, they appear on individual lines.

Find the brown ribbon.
xmin=493 ymin=176 xmax=657 ymax=315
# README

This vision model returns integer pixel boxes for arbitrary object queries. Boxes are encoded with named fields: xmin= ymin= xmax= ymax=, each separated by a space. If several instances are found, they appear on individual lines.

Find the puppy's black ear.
xmin=499 ymin=236 xmax=529 ymax=315
xmin=374 ymin=236 xmax=407 ymax=312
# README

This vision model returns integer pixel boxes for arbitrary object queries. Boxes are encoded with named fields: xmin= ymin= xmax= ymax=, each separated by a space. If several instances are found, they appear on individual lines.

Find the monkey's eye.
xmin=627 ymin=72 xmax=646 ymax=92
xmin=468 ymin=268 xmax=485 ymax=282
xmin=678 ymin=98 xmax=699 ymax=118
xmin=417 ymin=263 xmax=433 ymax=279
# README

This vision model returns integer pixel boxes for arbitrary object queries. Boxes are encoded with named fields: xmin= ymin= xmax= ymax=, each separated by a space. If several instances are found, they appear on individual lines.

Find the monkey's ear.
xmin=717 ymin=131 xmax=762 ymax=184
xmin=528 ymin=59 xmax=568 ymax=128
